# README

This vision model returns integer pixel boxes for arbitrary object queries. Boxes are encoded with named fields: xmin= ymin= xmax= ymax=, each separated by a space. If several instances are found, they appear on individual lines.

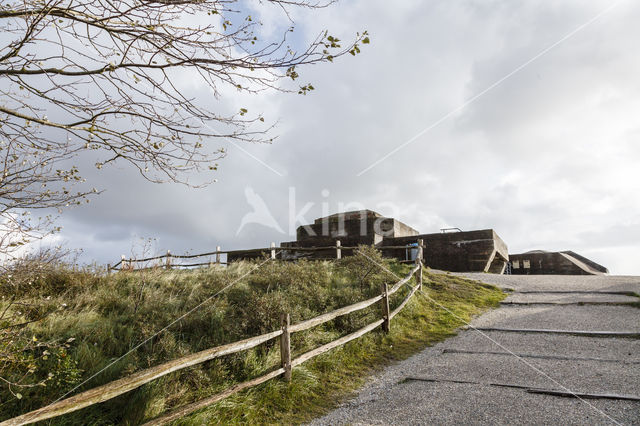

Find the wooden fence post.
xmin=165 ymin=250 xmax=171 ymax=270
xmin=336 ymin=240 xmax=341 ymax=260
xmin=271 ymin=242 xmax=276 ymax=260
xmin=380 ymin=282 xmax=390 ymax=333
xmin=106 ymin=264 xmax=111 ymax=275
xmin=280 ymin=313 xmax=292 ymax=382
xmin=216 ymin=246 xmax=221 ymax=265
xmin=417 ymin=239 xmax=424 ymax=290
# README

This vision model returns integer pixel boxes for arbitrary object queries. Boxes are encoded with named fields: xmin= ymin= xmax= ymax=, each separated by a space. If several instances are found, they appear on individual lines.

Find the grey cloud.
xmin=577 ymin=222 xmax=640 ymax=249
xmin=34 ymin=0 xmax=640 ymax=275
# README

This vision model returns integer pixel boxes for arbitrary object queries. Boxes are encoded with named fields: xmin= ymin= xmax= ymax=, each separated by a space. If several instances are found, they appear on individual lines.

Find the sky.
xmin=41 ymin=0 xmax=640 ymax=274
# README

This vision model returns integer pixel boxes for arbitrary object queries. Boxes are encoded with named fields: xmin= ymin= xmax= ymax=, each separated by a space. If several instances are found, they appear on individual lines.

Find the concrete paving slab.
xmin=412 ymin=352 xmax=640 ymax=395
xmin=504 ymin=292 xmax=639 ymax=304
xmin=436 ymin=330 xmax=640 ymax=362
xmin=470 ymin=305 xmax=640 ymax=332
xmin=311 ymin=380 xmax=640 ymax=425
xmin=455 ymin=273 xmax=640 ymax=294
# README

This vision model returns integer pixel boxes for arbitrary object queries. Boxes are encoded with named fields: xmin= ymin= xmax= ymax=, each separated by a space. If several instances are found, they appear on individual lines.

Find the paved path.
xmin=311 ymin=274 xmax=640 ymax=425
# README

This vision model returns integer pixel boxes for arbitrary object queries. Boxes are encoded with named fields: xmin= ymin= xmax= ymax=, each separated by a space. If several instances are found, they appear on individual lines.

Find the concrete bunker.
xmin=229 ymin=210 xmax=510 ymax=273
xmin=509 ymin=250 xmax=608 ymax=275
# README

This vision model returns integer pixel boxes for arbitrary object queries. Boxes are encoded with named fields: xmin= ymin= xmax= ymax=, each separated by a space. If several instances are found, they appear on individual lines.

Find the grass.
xmin=0 ymin=247 xmax=504 ymax=424
xmin=181 ymin=273 xmax=504 ymax=425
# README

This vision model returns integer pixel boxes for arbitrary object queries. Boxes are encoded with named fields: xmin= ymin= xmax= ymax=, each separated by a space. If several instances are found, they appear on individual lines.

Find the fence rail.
xmin=108 ymin=241 xmax=423 ymax=272
xmin=3 ymin=241 xmax=424 ymax=426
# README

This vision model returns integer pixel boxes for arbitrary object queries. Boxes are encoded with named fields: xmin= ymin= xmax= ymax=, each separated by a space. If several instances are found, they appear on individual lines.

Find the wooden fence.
xmin=107 ymin=240 xmax=423 ymax=273
xmin=3 ymin=242 xmax=424 ymax=426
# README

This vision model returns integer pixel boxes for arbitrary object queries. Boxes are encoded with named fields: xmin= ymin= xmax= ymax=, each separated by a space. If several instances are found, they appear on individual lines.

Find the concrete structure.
xmin=290 ymin=210 xmax=419 ymax=247
xmin=383 ymin=229 xmax=509 ymax=274
xmin=229 ymin=210 xmax=509 ymax=273
xmin=272 ymin=210 xmax=420 ymax=261
xmin=509 ymin=250 xmax=608 ymax=275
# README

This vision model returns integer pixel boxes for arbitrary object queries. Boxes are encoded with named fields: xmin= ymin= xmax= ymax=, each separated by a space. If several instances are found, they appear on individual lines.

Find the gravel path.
xmin=310 ymin=274 xmax=640 ymax=425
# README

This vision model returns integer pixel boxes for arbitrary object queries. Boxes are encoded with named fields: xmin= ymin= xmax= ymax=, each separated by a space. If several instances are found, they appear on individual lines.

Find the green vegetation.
xmin=0 ymin=247 xmax=504 ymax=424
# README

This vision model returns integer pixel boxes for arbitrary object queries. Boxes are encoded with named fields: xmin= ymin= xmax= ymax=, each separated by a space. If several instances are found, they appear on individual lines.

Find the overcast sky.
xmin=50 ymin=0 xmax=640 ymax=274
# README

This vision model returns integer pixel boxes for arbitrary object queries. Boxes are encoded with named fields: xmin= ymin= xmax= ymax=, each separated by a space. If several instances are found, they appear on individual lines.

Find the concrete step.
xmin=381 ymin=379 xmax=639 ymax=425
xmin=470 ymin=305 xmax=640 ymax=333
xmin=454 ymin=273 xmax=640 ymax=294
xmin=504 ymin=292 xmax=638 ymax=304
xmin=413 ymin=351 xmax=640 ymax=396
xmin=436 ymin=330 xmax=640 ymax=363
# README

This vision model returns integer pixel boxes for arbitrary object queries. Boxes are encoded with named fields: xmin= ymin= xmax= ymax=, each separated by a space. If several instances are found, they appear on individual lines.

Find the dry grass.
xmin=0 ymin=248 xmax=504 ymax=424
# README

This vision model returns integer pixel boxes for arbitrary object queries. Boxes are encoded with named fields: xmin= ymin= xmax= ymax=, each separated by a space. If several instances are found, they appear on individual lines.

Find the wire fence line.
xmin=107 ymin=241 xmax=423 ymax=272
xmin=351 ymin=248 xmax=623 ymax=425
xmin=1 ymin=254 xmax=279 ymax=426
xmin=3 ymin=242 xmax=425 ymax=426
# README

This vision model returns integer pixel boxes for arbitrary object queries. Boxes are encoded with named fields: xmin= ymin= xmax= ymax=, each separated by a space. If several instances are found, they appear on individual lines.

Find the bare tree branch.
xmin=0 ymin=0 xmax=369 ymax=256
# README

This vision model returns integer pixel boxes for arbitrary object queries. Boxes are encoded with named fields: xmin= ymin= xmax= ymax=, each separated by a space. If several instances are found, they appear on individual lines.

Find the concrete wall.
xmin=294 ymin=212 xmax=418 ymax=248
xmin=562 ymin=251 xmax=609 ymax=274
xmin=509 ymin=251 xmax=608 ymax=275
xmin=382 ymin=229 xmax=509 ymax=273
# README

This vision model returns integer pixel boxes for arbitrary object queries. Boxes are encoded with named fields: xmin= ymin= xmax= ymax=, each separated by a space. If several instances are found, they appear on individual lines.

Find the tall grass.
xmin=0 ymin=247 xmax=504 ymax=424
